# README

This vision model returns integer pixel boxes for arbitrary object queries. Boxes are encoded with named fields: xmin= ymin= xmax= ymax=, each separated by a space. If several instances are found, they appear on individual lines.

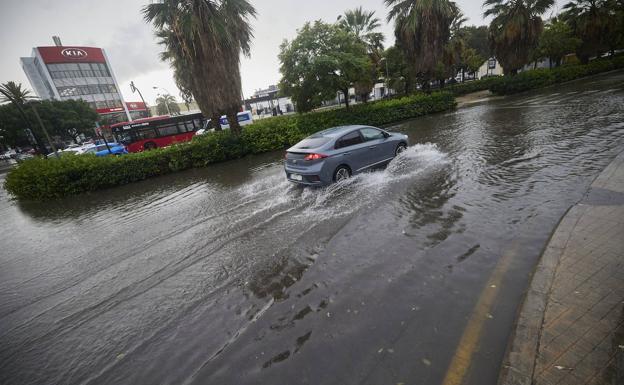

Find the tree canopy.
xmin=143 ymin=0 xmax=256 ymax=134
xmin=155 ymin=94 xmax=181 ymax=115
xmin=0 ymin=99 xmax=98 ymax=148
xmin=278 ymin=21 xmax=371 ymax=112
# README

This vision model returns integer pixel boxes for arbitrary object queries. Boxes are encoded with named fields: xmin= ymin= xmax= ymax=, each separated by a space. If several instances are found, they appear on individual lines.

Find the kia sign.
xmin=61 ymin=48 xmax=88 ymax=59
xmin=37 ymin=46 xmax=106 ymax=63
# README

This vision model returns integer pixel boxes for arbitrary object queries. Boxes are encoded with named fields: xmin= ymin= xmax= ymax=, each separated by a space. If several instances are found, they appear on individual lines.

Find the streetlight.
xmin=130 ymin=81 xmax=150 ymax=117
xmin=153 ymin=86 xmax=172 ymax=115
xmin=380 ymin=57 xmax=390 ymax=98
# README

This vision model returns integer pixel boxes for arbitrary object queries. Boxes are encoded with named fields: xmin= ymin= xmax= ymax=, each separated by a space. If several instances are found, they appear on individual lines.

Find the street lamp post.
xmin=130 ymin=81 xmax=150 ymax=117
xmin=153 ymin=86 xmax=173 ymax=116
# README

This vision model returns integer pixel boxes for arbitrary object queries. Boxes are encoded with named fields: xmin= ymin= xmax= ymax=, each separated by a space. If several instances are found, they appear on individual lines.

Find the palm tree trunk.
xmin=212 ymin=113 xmax=222 ymax=131
xmin=226 ymin=110 xmax=241 ymax=135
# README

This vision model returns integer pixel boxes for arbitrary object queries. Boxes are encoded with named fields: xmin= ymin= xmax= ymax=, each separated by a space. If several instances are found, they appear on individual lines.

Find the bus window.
xmin=176 ymin=122 xmax=191 ymax=133
xmin=137 ymin=128 xmax=157 ymax=140
xmin=157 ymin=124 xmax=179 ymax=137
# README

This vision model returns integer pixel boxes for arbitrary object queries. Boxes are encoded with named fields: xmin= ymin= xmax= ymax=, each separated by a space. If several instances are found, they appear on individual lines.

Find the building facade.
xmin=21 ymin=45 xmax=132 ymax=124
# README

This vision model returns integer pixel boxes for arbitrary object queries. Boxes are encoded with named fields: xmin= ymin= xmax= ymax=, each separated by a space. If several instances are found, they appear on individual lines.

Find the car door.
xmin=359 ymin=127 xmax=392 ymax=168
xmin=335 ymin=130 xmax=368 ymax=172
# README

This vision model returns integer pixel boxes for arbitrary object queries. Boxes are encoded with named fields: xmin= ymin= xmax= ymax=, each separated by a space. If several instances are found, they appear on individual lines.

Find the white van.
xmin=197 ymin=111 xmax=254 ymax=135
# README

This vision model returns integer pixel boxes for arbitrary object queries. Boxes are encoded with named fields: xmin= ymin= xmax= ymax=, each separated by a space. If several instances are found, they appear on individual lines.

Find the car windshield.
xmin=294 ymin=136 xmax=331 ymax=149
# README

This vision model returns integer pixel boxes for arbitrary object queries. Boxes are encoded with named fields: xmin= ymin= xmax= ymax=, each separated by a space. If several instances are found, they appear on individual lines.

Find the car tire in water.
xmin=143 ymin=142 xmax=157 ymax=151
xmin=395 ymin=143 xmax=407 ymax=156
xmin=333 ymin=165 xmax=351 ymax=182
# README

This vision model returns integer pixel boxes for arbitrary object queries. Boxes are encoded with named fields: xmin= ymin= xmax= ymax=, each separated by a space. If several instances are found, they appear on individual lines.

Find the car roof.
xmin=312 ymin=125 xmax=375 ymax=138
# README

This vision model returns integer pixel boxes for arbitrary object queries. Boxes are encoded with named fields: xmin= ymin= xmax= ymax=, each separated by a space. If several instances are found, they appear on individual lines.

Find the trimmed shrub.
xmin=489 ymin=55 xmax=624 ymax=95
xmin=445 ymin=77 xmax=503 ymax=96
xmin=5 ymin=92 xmax=456 ymax=201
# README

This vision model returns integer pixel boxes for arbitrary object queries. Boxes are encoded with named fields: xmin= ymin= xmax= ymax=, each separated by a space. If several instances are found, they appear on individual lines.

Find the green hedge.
xmin=5 ymin=92 xmax=455 ymax=201
xmin=489 ymin=55 xmax=624 ymax=95
xmin=445 ymin=77 xmax=503 ymax=96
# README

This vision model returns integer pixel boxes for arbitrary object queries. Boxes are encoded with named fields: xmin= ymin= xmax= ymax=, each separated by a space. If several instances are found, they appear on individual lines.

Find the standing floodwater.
xmin=1 ymin=72 xmax=623 ymax=385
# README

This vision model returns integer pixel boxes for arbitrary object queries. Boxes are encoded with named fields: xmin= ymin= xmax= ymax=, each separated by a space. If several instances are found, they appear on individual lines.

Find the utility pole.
xmin=30 ymin=102 xmax=59 ymax=158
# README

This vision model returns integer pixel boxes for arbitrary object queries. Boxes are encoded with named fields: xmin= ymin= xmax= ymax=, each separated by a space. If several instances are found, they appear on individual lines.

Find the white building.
xmin=477 ymin=58 xmax=504 ymax=79
xmin=20 ymin=38 xmax=132 ymax=124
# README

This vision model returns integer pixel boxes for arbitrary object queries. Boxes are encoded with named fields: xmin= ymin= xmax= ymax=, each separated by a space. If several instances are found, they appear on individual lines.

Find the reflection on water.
xmin=1 ymin=72 xmax=623 ymax=385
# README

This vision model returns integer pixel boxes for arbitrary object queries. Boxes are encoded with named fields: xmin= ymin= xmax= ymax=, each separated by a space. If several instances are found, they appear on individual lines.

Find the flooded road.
xmin=1 ymin=71 xmax=623 ymax=385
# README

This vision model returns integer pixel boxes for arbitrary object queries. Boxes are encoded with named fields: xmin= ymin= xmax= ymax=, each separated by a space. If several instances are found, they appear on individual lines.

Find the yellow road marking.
xmin=441 ymin=241 xmax=518 ymax=385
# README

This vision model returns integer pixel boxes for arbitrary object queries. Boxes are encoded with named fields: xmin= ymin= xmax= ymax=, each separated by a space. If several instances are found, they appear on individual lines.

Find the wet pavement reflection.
xmin=1 ymin=72 xmax=623 ymax=385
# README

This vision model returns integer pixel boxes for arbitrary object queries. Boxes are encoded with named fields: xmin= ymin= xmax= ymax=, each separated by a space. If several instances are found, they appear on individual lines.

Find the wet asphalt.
xmin=1 ymin=71 xmax=623 ymax=385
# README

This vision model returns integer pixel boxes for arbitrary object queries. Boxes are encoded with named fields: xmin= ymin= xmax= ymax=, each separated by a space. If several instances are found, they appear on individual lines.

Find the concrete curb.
xmin=497 ymin=151 xmax=624 ymax=385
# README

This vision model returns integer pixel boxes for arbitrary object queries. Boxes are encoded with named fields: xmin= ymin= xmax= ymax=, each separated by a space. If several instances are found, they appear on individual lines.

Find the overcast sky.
xmin=1 ymin=0 xmax=567 ymax=105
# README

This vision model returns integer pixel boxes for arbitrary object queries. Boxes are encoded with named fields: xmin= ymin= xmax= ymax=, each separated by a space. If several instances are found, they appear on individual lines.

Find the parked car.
xmin=284 ymin=125 xmax=409 ymax=186
xmin=85 ymin=143 xmax=128 ymax=157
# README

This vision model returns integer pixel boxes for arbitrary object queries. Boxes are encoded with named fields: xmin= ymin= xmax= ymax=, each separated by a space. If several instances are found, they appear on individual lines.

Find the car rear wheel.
xmin=395 ymin=143 xmax=407 ymax=156
xmin=143 ymin=142 xmax=157 ymax=151
xmin=333 ymin=166 xmax=351 ymax=182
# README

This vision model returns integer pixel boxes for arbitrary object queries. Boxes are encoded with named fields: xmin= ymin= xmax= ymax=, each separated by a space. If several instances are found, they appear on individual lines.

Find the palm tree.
xmin=483 ymin=0 xmax=555 ymax=75
xmin=143 ymin=0 xmax=256 ymax=135
xmin=561 ymin=0 xmax=616 ymax=63
xmin=0 ymin=82 xmax=47 ymax=154
xmin=155 ymin=94 xmax=181 ymax=115
xmin=338 ymin=6 xmax=385 ymax=53
xmin=0 ymin=81 xmax=34 ymax=105
xmin=385 ymin=0 xmax=459 ymax=90
xmin=339 ymin=7 xmax=385 ymax=102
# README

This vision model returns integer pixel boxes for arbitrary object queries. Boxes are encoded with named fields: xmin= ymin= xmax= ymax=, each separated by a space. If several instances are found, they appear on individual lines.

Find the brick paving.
xmin=500 ymin=152 xmax=624 ymax=385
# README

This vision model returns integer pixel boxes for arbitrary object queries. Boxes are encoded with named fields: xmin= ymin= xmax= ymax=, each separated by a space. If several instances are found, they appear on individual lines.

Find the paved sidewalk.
xmin=500 ymin=152 xmax=624 ymax=385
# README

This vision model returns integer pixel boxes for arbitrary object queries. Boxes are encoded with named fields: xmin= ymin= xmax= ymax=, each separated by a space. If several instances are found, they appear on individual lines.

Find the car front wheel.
xmin=395 ymin=143 xmax=407 ymax=156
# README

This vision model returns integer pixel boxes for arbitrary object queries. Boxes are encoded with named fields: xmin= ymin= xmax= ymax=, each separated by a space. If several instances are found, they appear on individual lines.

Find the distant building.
xmin=245 ymin=85 xmax=294 ymax=116
xmin=477 ymin=58 xmax=504 ymax=79
xmin=20 ymin=38 xmax=132 ymax=124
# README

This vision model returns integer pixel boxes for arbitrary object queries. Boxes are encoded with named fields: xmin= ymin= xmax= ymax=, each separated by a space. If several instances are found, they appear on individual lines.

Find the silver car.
xmin=284 ymin=125 xmax=409 ymax=186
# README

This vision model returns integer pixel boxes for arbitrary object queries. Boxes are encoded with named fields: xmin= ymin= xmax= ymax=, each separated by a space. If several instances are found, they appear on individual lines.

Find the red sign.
xmin=125 ymin=101 xmax=147 ymax=111
xmin=37 ymin=46 xmax=106 ymax=64
xmin=96 ymin=107 xmax=125 ymax=114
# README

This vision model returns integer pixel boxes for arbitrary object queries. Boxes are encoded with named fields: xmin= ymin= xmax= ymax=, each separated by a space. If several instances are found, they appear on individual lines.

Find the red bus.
xmin=111 ymin=113 xmax=206 ymax=153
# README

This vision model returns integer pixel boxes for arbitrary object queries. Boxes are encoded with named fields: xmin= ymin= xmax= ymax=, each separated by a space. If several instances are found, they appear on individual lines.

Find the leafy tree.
xmin=0 ymin=103 xmax=30 ymax=148
xmin=484 ymin=0 xmax=555 ymax=75
xmin=155 ymin=94 xmax=181 ymax=115
xmin=382 ymin=45 xmax=414 ymax=94
xmin=561 ymin=0 xmax=620 ymax=63
xmin=279 ymin=21 xmax=372 ymax=112
xmin=463 ymin=48 xmax=485 ymax=75
xmin=385 ymin=0 xmax=459 ymax=90
xmin=143 ymin=0 xmax=256 ymax=135
xmin=537 ymin=19 xmax=582 ymax=67
xmin=461 ymin=25 xmax=490 ymax=59
xmin=0 ymin=82 xmax=46 ymax=152
xmin=0 ymin=99 xmax=98 ymax=147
